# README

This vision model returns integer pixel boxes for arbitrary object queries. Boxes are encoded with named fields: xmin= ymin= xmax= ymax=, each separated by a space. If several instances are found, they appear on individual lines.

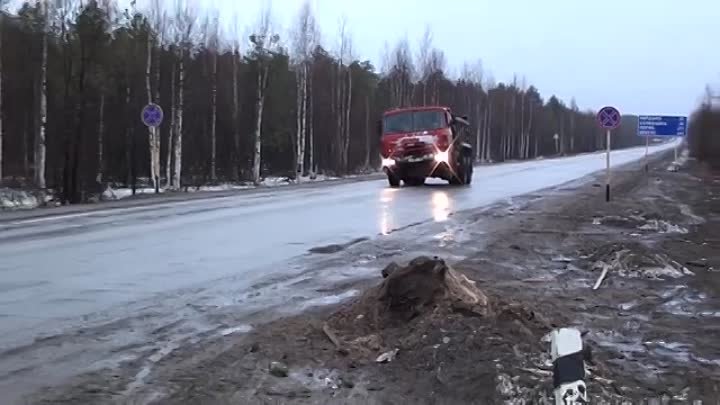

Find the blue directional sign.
xmin=637 ymin=115 xmax=687 ymax=137
xmin=141 ymin=103 xmax=164 ymax=128
xmin=596 ymin=106 xmax=621 ymax=130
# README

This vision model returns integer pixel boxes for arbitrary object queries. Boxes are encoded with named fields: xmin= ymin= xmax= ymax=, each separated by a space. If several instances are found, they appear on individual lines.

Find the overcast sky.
xmin=148 ymin=0 xmax=717 ymax=115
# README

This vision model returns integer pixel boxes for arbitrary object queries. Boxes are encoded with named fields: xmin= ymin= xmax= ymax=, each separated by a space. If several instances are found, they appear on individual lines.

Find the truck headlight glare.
xmin=382 ymin=157 xmax=396 ymax=167
xmin=434 ymin=150 xmax=449 ymax=163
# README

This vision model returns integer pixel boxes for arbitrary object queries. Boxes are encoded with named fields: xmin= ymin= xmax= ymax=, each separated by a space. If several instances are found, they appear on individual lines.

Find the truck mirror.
xmin=452 ymin=115 xmax=470 ymax=127
xmin=376 ymin=120 xmax=383 ymax=137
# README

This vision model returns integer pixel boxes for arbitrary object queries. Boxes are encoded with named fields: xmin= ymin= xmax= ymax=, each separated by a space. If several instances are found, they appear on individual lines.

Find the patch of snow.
xmin=592 ymin=249 xmax=693 ymax=280
xmin=260 ymin=176 xmax=292 ymax=187
xmin=619 ymin=301 xmax=639 ymax=311
xmin=99 ymin=174 xmax=343 ymax=200
xmin=289 ymin=367 xmax=344 ymax=391
xmin=678 ymin=203 xmax=705 ymax=224
xmin=102 ymin=186 xmax=163 ymax=201
xmin=219 ymin=324 xmax=253 ymax=336
xmin=191 ymin=183 xmax=253 ymax=192
xmin=666 ymin=147 xmax=690 ymax=171
xmin=297 ymin=289 xmax=359 ymax=310
xmin=0 ymin=188 xmax=40 ymax=209
xmin=259 ymin=174 xmax=339 ymax=188
xmin=661 ymin=288 xmax=708 ymax=317
xmin=699 ymin=311 xmax=720 ymax=318
xmin=638 ymin=219 xmax=688 ymax=234
xmin=123 ymin=340 xmax=180 ymax=396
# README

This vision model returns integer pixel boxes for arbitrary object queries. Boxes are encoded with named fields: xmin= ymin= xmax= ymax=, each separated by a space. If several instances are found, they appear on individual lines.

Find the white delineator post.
xmin=551 ymin=328 xmax=588 ymax=404
xmin=605 ymin=129 xmax=611 ymax=202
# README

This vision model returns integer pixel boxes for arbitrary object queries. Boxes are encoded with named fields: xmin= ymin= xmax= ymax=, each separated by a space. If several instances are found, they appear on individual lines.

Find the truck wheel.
xmin=404 ymin=177 xmax=425 ymax=187
xmin=449 ymin=171 xmax=464 ymax=185
xmin=465 ymin=157 xmax=473 ymax=185
xmin=387 ymin=172 xmax=400 ymax=187
xmin=450 ymin=156 xmax=467 ymax=185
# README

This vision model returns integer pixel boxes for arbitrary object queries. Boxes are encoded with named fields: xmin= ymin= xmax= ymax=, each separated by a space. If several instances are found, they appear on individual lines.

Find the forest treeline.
xmin=0 ymin=0 xmax=644 ymax=202
xmin=688 ymin=87 xmax=720 ymax=166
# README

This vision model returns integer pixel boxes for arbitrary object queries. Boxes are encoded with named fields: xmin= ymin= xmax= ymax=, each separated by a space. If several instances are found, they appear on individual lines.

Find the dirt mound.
xmin=331 ymin=257 xmax=489 ymax=330
xmin=324 ymin=256 xmax=550 ymax=362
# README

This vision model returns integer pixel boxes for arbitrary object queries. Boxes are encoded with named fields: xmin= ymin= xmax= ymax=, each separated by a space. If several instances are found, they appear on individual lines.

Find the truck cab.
xmin=378 ymin=106 xmax=473 ymax=187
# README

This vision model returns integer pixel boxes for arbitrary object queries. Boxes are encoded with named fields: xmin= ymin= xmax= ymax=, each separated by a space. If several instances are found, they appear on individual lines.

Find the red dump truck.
xmin=378 ymin=106 xmax=473 ymax=187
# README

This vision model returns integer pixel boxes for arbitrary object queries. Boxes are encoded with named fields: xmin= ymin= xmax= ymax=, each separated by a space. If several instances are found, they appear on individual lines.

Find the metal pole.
xmin=605 ymin=129 xmax=611 ymax=202
xmin=674 ymin=143 xmax=678 ymax=163
xmin=645 ymin=134 xmax=649 ymax=172
xmin=154 ymin=126 xmax=160 ymax=194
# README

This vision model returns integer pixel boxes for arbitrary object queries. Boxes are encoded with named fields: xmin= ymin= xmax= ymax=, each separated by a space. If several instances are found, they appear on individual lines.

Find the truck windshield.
xmin=383 ymin=111 xmax=446 ymax=135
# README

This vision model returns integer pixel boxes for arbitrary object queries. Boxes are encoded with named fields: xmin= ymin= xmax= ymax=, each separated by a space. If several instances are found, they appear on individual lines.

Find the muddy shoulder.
xmin=30 ymin=154 xmax=720 ymax=404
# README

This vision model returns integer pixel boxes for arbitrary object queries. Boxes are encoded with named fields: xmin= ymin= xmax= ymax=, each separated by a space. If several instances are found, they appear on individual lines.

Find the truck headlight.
xmin=382 ymin=157 xmax=396 ymax=167
xmin=434 ymin=150 xmax=449 ymax=163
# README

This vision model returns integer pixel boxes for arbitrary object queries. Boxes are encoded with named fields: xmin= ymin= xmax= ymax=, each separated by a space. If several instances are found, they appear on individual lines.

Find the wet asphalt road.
xmin=0 ymin=141 xmax=678 ymax=402
xmin=0 ymin=142 xmax=678 ymax=335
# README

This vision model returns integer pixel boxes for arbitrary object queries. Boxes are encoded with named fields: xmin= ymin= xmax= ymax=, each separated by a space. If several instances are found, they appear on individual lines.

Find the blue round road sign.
xmin=596 ymin=106 xmax=621 ymax=130
xmin=141 ymin=103 xmax=164 ymax=127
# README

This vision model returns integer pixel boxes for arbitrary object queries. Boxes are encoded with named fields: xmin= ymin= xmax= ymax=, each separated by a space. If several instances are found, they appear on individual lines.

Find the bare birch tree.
xmin=171 ymin=0 xmax=195 ymax=189
xmin=519 ymin=77 xmax=526 ymax=159
xmin=569 ymin=98 xmax=579 ymax=153
xmin=148 ymin=0 xmax=165 ymax=189
xmin=341 ymin=24 xmax=353 ymax=173
xmin=463 ymin=60 xmax=484 ymax=161
xmin=230 ymin=14 xmax=241 ymax=180
xmin=207 ymin=9 xmax=219 ymax=181
xmin=166 ymin=55 xmax=175 ymax=186
xmin=417 ymin=26 xmax=432 ymax=105
xmin=307 ymin=48 xmax=315 ymax=175
xmin=383 ymin=39 xmax=414 ymax=108
xmin=34 ymin=0 xmax=49 ymax=188
xmin=249 ymin=6 xmax=278 ymax=185
xmin=291 ymin=1 xmax=316 ymax=179
xmin=143 ymin=16 xmax=159 ymax=190
xmin=0 ymin=1 xmax=6 ymax=180
xmin=483 ymin=75 xmax=496 ymax=162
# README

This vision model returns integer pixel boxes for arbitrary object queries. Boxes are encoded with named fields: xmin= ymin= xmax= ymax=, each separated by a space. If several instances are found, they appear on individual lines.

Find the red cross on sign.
xmin=596 ymin=106 xmax=621 ymax=130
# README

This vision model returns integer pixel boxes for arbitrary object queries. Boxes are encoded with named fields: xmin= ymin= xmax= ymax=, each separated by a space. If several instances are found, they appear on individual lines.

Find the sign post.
xmin=647 ymin=134 xmax=651 ymax=170
xmin=141 ymin=103 xmax=164 ymax=193
xmin=637 ymin=115 xmax=687 ymax=170
xmin=553 ymin=133 xmax=560 ymax=154
xmin=596 ymin=106 xmax=621 ymax=202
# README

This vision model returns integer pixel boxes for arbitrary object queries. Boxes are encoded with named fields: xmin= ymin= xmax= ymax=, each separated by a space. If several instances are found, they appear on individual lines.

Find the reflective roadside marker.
xmin=551 ymin=328 xmax=588 ymax=404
